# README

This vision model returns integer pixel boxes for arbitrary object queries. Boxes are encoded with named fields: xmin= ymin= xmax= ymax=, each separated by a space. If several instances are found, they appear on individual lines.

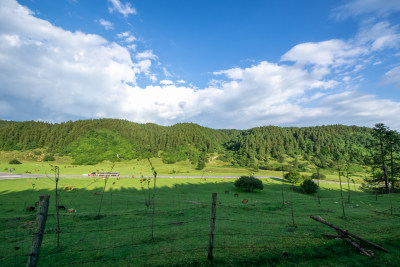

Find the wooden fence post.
xmin=55 ymin=166 xmax=60 ymax=248
xmin=26 ymin=195 xmax=50 ymax=267
xmin=208 ymin=193 xmax=217 ymax=261
xmin=317 ymin=168 xmax=321 ymax=205
xmin=281 ymin=166 xmax=285 ymax=206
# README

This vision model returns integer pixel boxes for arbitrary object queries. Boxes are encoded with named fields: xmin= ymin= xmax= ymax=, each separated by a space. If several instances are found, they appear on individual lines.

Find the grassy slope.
xmin=0 ymin=175 xmax=399 ymax=266
xmin=0 ymin=151 xmax=368 ymax=183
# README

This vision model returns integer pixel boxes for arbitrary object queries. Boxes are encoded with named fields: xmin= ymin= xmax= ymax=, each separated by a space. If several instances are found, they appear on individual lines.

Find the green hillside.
xmin=0 ymin=119 xmax=395 ymax=180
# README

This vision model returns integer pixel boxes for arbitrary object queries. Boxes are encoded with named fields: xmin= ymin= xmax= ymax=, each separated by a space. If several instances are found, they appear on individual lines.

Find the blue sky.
xmin=1 ymin=0 xmax=400 ymax=130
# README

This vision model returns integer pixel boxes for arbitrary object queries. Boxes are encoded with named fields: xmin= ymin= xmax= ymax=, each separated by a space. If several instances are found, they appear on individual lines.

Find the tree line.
xmin=0 ymin=120 xmax=398 ymax=185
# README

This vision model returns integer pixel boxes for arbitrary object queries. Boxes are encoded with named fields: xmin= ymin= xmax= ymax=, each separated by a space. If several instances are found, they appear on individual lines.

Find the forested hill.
xmin=0 ymin=119 xmax=373 ymax=166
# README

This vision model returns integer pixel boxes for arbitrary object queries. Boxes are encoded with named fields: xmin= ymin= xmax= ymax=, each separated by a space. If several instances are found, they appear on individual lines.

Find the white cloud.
xmin=133 ymin=59 xmax=152 ymax=75
xmin=319 ymin=92 xmax=400 ymax=129
xmin=117 ymin=31 xmax=136 ymax=43
xmin=162 ymin=67 xmax=172 ymax=77
xmin=126 ymin=44 xmax=136 ymax=51
xmin=0 ymin=0 xmax=147 ymax=121
xmin=98 ymin=19 xmax=113 ymax=30
xmin=382 ymin=66 xmax=400 ymax=87
xmin=356 ymin=21 xmax=400 ymax=51
xmin=281 ymin=39 xmax=366 ymax=67
xmin=108 ymin=0 xmax=136 ymax=17
xmin=1 ymin=0 xmax=400 ymax=130
xmin=160 ymin=80 xmax=174 ymax=85
xmin=135 ymin=50 xmax=158 ymax=61
xmin=333 ymin=0 xmax=400 ymax=19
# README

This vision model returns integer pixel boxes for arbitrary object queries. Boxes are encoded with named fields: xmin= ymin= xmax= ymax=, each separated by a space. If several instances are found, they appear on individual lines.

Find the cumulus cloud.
xmin=98 ymin=19 xmax=113 ymax=30
xmin=1 ymin=0 xmax=400 ymax=130
xmin=318 ymin=92 xmax=400 ymax=129
xmin=281 ymin=39 xmax=366 ymax=67
xmin=0 ymin=0 xmax=146 ymax=121
xmin=108 ymin=0 xmax=136 ymax=17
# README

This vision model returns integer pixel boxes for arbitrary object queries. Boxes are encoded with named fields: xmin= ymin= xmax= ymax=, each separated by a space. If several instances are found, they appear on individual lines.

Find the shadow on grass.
xmin=0 ymin=177 xmax=399 ymax=266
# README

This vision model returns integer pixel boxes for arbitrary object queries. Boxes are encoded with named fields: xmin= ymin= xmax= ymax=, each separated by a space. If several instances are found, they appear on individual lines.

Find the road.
xmin=0 ymin=172 xmax=361 ymax=185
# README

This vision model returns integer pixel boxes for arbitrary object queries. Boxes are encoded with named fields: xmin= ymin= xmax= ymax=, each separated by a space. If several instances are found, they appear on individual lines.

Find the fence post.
xmin=208 ymin=193 xmax=217 ymax=261
xmin=26 ymin=195 xmax=50 ymax=267
xmin=55 ymin=166 xmax=60 ymax=248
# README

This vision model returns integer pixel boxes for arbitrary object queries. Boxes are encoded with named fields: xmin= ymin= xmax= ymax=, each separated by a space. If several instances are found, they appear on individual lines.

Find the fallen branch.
xmin=343 ymin=237 xmax=374 ymax=257
xmin=322 ymin=233 xmax=342 ymax=239
xmin=310 ymin=215 xmax=389 ymax=252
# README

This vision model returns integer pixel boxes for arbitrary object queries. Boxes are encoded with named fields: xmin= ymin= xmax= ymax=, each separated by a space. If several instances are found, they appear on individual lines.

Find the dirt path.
xmin=0 ymin=172 xmax=362 ymax=185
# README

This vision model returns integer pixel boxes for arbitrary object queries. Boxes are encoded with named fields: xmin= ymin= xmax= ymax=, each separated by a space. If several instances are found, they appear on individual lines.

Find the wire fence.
xmin=0 ymin=176 xmax=399 ymax=266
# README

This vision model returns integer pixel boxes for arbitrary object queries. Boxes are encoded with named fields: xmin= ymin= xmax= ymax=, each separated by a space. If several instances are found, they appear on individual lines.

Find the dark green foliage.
xmin=394 ymin=181 xmax=400 ymax=193
xmin=43 ymin=155 xmax=55 ymax=161
xmin=8 ymin=159 xmax=21 ymax=164
xmin=224 ymin=125 xmax=374 ymax=167
xmin=0 ymin=119 xmax=232 ymax=165
xmin=234 ymin=176 xmax=264 ymax=192
xmin=301 ymin=179 xmax=318 ymax=194
xmin=364 ymin=123 xmax=400 ymax=191
xmin=196 ymin=160 xmax=206 ymax=170
xmin=0 ymin=119 xmax=380 ymax=167
xmin=68 ymin=129 xmax=135 ymax=165
xmin=161 ymin=149 xmax=187 ymax=164
xmin=311 ymin=172 xmax=326 ymax=179
xmin=284 ymin=171 xmax=302 ymax=184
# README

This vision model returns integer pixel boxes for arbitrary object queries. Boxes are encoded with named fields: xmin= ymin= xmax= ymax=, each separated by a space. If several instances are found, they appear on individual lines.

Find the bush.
xmin=258 ymin=165 xmax=271 ymax=170
xmin=394 ymin=181 xmax=400 ymax=193
xmin=196 ymin=160 xmax=206 ymax=170
xmin=43 ymin=155 xmax=55 ymax=161
xmin=297 ymin=163 xmax=308 ymax=172
xmin=9 ymin=159 xmax=22 ymax=164
xmin=301 ymin=179 xmax=318 ymax=194
xmin=311 ymin=172 xmax=326 ymax=180
xmin=284 ymin=171 xmax=302 ymax=184
xmin=234 ymin=176 xmax=264 ymax=192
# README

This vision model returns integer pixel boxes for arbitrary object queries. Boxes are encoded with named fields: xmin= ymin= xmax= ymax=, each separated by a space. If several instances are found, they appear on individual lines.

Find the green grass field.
xmin=1 ymin=174 xmax=399 ymax=266
xmin=0 ymin=151 xmax=369 ymax=183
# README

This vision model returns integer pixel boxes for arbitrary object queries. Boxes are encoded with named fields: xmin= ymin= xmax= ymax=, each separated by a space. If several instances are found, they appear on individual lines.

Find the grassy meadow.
xmin=0 ymin=173 xmax=399 ymax=266
xmin=0 ymin=151 xmax=369 ymax=183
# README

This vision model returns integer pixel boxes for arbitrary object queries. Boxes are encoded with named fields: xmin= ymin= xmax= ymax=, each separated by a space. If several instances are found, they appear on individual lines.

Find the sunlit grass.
xmin=0 ymin=176 xmax=399 ymax=266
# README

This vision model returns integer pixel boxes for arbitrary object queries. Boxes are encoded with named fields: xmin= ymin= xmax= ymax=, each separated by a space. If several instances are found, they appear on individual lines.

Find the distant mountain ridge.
xmin=0 ymin=119 xmax=373 ymax=166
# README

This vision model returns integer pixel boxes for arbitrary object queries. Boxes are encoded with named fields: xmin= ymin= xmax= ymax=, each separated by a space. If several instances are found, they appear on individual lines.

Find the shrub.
xmin=9 ymin=159 xmax=22 ymax=164
xmin=258 ymin=165 xmax=270 ymax=170
xmin=301 ymin=179 xmax=318 ymax=194
xmin=196 ymin=160 xmax=206 ymax=170
xmin=234 ymin=176 xmax=264 ymax=192
xmin=277 ymin=155 xmax=286 ymax=163
xmin=43 ymin=155 xmax=55 ymax=161
xmin=394 ymin=181 xmax=400 ymax=193
xmin=311 ymin=172 xmax=326 ymax=180
xmin=297 ymin=163 xmax=308 ymax=172
xmin=284 ymin=171 xmax=302 ymax=184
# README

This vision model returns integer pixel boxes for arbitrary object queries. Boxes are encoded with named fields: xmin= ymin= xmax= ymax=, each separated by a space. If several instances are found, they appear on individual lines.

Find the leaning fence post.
xmin=27 ymin=195 xmax=50 ymax=267
xmin=208 ymin=193 xmax=217 ymax=261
